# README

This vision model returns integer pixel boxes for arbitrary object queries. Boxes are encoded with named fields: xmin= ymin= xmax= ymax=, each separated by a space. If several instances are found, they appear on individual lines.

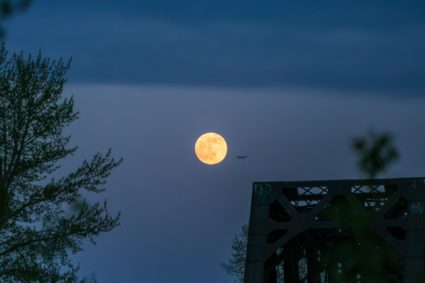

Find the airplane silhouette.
xmin=236 ymin=155 xmax=248 ymax=159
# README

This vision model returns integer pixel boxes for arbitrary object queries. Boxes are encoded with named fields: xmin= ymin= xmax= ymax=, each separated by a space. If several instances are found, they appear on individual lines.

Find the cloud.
xmin=5 ymin=1 xmax=425 ymax=95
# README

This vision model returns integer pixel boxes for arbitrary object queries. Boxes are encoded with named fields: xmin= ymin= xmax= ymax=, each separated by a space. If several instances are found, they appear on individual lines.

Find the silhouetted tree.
xmin=221 ymin=224 xmax=248 ymax=282
xmin=321 ymin=131 xmax=401 ymax=283
xmin=79 ymin=273 xmax=100 ymax=283
xmin=0 ymin=45 xmax=121 ymax=281
xmin=352 ymin=131 xmax=399 ymax=179
xmin=0 ymin=0 xmax=31 ymax=38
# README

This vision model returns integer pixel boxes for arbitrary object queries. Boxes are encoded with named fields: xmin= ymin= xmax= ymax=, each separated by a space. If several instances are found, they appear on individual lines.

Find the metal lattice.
xmin=244 ymin=178 xmax=425 ymax=283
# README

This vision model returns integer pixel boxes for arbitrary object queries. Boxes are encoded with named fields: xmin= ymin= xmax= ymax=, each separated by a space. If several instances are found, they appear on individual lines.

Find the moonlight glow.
xmin=195 ymin=132 xmax=228 ymax=165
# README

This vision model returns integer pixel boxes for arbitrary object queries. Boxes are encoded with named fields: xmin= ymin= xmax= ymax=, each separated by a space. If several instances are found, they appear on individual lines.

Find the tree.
xmin=221 ymin=224 xmax=248 ymax=282
xmin=0 ymin=0 xmax=31 ymax=38
xmin=79 ymin=273 xmax=100 ymax=283
xmin=321 ymin=131 xmax=401 ymax=283
xmin=0 ymin=45 xmax=121 ymax=282
xmin=352 ymin=131 xmax=399 ymax=179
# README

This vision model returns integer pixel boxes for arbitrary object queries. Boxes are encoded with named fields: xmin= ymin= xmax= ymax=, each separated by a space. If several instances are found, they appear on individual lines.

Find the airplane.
xmin=236 ymin=155 xmax=248 ymax=159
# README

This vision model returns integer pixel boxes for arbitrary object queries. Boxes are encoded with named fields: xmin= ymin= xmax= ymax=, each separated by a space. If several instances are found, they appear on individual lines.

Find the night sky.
xmin=4 ymin=1 xmax=425 ymax=282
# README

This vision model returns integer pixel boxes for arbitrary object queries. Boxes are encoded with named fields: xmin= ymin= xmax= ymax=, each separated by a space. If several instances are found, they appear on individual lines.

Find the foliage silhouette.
xmin=321 ymin=198 xmax=402 ymax=283
xmin=324 ymin=131 xmax=402 ymax=282
xmin=79 ymin=273 xmax=100 ymax=283
xmin=353 ymin=131 xmax=399 ymax=179
xmin=0 ymin=45 xmax=121 ymax=282
xmin=0 ymin=0 xmax=31 ymax=38
xmin=221 ymin=224 xmax=248 ymax=282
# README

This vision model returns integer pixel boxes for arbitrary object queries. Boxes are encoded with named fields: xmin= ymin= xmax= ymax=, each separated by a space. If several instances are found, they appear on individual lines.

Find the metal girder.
xmin=244 ymin=178 xmax=425 ymax=283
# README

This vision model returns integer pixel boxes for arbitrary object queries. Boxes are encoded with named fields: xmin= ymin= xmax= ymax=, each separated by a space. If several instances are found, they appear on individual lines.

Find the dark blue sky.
xmin=6 ymin=0 xmax=425 ymax=93
xmin=4 ymin=1 xmax=425 ymax=283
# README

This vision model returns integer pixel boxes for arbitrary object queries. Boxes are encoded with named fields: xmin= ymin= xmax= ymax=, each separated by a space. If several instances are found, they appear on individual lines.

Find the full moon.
xmin=195 ymin=132 xmax=228 ymax=165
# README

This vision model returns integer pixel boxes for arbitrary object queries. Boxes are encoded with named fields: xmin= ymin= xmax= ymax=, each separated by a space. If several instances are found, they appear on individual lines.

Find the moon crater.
xmin=195 ymin=132 xmax=227 ymax=165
